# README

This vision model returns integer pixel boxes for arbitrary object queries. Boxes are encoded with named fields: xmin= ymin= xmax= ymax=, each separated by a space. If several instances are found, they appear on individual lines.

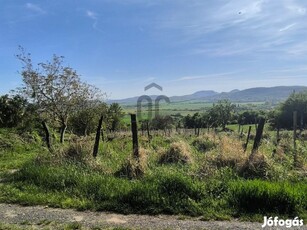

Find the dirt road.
xmin=0 ymin=203 xmax=305 ymax=229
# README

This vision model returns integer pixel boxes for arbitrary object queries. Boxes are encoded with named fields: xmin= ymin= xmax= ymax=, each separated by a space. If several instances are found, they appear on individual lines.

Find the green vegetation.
xmin=0 ymin=126 xmax=306 ymax=221
xmin=0 ymin=51 xmax=307 ymax=224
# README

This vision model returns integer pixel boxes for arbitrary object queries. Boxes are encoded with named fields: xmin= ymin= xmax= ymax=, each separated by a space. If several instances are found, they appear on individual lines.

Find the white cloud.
xmin=279 ymin=23 xmax=296 ymax=32
xmin=86 ymin=10 xmax=97 ymax=20
xmin=154 ymin=0 xmax=307 ymax=58
xmin=86 ymin=10 xmax=102 ymax=32
xmin=285 ymin=1 xmax=307 ymax=15
xmin=25 ymin=3 xmax=45 ymax=14
xmin=177 ymin=71 xmax=240 ymax=81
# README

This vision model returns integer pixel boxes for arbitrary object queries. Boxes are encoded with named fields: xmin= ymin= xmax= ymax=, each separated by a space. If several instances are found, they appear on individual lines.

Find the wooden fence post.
xmin=93 ymin=115 xmax=103 ymax=158
xmin=41 ymin=120 xmax=51 ymax=150
xmin=300 ymin=111 xmax=303 ymax=136
xmin=131 ymin=114 xmax=139 ymax=158
xmin=276 ymin=125 xmax=280 ymax=144
xmin=146 ymin=120 xmax=151 ymax=141
xmin=293 ymin=111 xmax=298 ymax=167
xmin=244 ymin=126 xmax=252 ymax=152
xmin=251 ymin=118 xmax=265 ymax=154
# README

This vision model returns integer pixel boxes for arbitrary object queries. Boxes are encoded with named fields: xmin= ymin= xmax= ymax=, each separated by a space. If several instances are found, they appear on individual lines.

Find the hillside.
xmin=108 ymin=85 xmax=307 ymax=104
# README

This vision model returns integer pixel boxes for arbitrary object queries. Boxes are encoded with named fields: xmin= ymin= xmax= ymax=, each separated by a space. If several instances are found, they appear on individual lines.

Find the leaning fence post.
xmin=293 ymin=111 xmax=298 ymax=167
xmin=93 ymin=115 xmax=103 ymax=158
xmin=251 ymin=118 xmax=265 ymax=155
xmin=244 ymin=126 xmax=252 ymax=152
xmin=41 ymin=120 xmax=51 ymax=150
xmin=131 ymin=114 xmax=139 ymax=158
xmin=146 ymin=120 xmax=151 ymax=141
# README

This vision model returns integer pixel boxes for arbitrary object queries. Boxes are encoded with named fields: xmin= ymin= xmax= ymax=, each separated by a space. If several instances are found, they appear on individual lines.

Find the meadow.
xmin=0 ymin=124 xmax=306 ymax=222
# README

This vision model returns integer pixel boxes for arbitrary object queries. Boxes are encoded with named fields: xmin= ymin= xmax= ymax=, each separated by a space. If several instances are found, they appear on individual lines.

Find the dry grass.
xmin=200 ymin=135 xmax=271 ymax=179
xmin=159 ymin=140 xmax=193 ymax=164
xmin=192 ymin=135 xmax=217 ymax=152
xmin=36 ymin=136 xmax=105 ymax=170
xmin=240 ymin=152 xmax=270 ymax=179
xmin=212 ymin=136 xmax=248 ymax=170
xmin=115 ymin=147 xmax=148 ymax=179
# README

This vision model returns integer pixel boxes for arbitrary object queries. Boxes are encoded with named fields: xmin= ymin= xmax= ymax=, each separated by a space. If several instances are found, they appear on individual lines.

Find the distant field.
xmin=121 ymin=100 xmax=269 ymax=122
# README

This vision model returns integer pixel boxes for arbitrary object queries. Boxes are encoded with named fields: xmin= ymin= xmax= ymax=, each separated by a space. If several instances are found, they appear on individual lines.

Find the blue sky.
xmin=0 ymin=0 xmax=307 ymax=99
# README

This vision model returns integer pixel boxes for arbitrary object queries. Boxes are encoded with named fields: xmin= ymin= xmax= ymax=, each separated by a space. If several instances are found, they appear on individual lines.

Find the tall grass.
xmin=0 ymin=129 xmax=307 ymax=220
xmin=229 ymin=180 xmax=307 ymax=215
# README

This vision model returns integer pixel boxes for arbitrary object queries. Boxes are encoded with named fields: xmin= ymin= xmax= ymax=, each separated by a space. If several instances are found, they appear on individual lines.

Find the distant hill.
xmin=168 ymin=90 xmax=218 ymax=102
xmin=205 ymin=86 xmax=307 ymax=102
xmin=108 ymin=86 xmax=307 ymax=104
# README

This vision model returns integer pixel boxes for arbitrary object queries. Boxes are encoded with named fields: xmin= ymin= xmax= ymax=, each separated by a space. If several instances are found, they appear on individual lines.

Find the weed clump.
xmin=210 ymin=136 xmax=247 ymax=170
xmin=60 ymin=138 xmax=92 ymax=162
xmin=192 ymin=136 xmax=216 ymax=152
xmin=240 ymin=152 xmax=270 ymax=179
xmin=159 ymin=140 xmax=193 ymax=164
xmin=115 ymin=148 xmax=148 ymax=179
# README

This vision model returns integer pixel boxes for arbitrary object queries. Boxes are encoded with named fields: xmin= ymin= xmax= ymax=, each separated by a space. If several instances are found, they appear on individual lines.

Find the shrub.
xmin=159 ymin=140 xmax=193 ymax=164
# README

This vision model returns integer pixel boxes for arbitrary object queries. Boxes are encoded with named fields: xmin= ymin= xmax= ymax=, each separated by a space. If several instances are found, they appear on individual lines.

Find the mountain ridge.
xmin=108 ymin=86 xmax=307 ymax=104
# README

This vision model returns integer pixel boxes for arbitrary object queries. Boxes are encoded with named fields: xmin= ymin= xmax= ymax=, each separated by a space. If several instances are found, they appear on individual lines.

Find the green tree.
xmin=274 ymin=91 xmax=307 ymax=129
xmin=183 ymin=114 xmax=195 ymax=129
xmin=70 ymin=101 xmax=108 ymax=136
xmin=107 ymin=103 xmax=124 ymax=132
xmin=238 ymin=111 xmax=262 ymax=125
xmin=17 ymin=48 xmax=102 ymax=143
xmin=151 ymin=115 xmax=174 ymax=130
xmin=209 ymin=100 xmax=235 ymax=130
xmin=0 ymin=94 xmax=27 ymax=128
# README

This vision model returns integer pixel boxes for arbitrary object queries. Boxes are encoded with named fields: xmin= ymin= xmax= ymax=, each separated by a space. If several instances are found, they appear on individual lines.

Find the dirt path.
xmin=0 ymin=203 xmax=306 ymax=230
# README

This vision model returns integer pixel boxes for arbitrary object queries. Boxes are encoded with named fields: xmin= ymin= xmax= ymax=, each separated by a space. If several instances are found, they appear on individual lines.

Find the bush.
xmin=159 ymin=140 xmax=193 ymax=164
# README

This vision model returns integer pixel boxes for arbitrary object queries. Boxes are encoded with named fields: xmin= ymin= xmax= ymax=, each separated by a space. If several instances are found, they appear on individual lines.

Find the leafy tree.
xmin=238 ymin=111 xmax=262 ymax=125
xmin=208 ymin=100 xmax=235 ymax=130
xmin=0 ymin=94 xmax=27 ymax=128
xmin=17 ymin=48 xmax=102 ymax=143
xmin=183 ymin=114 xmax=195 ymax=129
xmin=70 ymin=101 xmax=108 ymax=136
xmin=172 ymin=113 xmax=184 ymax=130
xmin=151 ymin=115 xmax=174 ymax=130
xmin=274 ymin=91 xmax=307 ymax=129
xmin=107 ymin=103 xmax=124 ymax=132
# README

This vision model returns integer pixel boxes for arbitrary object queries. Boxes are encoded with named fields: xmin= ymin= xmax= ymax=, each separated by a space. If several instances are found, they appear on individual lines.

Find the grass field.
xmin=0 ymin=127 xmax=306 ymax=222
xmin=121 ymin=100 xmax=269 ymax=123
